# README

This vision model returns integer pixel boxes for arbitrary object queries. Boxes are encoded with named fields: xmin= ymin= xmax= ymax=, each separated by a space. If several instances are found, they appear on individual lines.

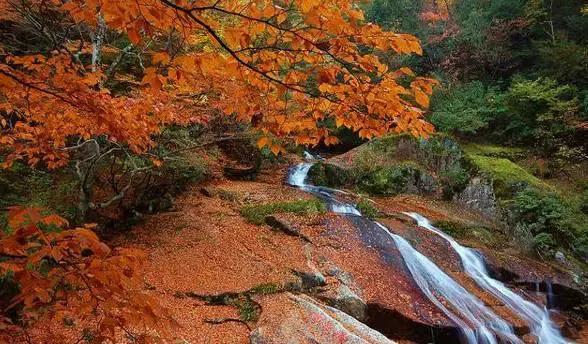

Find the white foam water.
xmin=285 ymin=154 xmax=559 ymax=343
xmin=404 ymin=212 xmax=568 ymax=344
xmin=330 ymin=202 xmax=362 ymax=216
xmin=288 ymin=162 xmax=313 ymax=187
xmin=375 ymin=222 xmax=521 ymax=344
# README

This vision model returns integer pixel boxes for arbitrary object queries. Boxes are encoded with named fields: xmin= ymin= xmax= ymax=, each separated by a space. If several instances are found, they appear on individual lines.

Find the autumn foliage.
xmin=0 ymin=0 xmax=436 ymax=167
xmin=0 ymin=207 xmax=173 ymax=343
xmin=0 ymin=0 xmax=437 ymax=339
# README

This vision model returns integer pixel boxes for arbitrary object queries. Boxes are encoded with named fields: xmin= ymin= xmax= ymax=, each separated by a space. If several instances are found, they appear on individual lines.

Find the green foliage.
xmin=537 ymin=40 xmax=588 ymax=86
xmin=233 ymin=297 xmax=259 ymax=322
xmin=161 ymin=155 xmax=207 ymax=187
xmin=580 ymin=189 xmax=588 ymax=214
xmin=430 ymin=82 xmax=506 ymax=136
xmin=532 ymin=232 xmax=557 ymax=252
xmin=240 ymin=199 xmax=326 ymax=225
xmin=0 ymin=161 xmax=78 ymax=221
xmin=506 ymin=188 xmax=587 ymax=256
xmin=454 ymin=0 xmax=527 ymax=47
xmin=357 ymin=134 xmax=465 ymax=174
xmin=365 ymin=0 xmax=423 ymax=35
xmin=498 ymin=77 xmax=579 ymax=148
xmin=510 ymin=189 xmax=566 ymax=236
xmin=356 ymin=199 xmax=379 ymax=219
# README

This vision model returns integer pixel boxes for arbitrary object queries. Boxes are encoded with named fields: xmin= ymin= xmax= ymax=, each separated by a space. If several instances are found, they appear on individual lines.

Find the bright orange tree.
xmin=0 ymin=0 xmax=437 ymax=167
xmin=0 ymin=207 xmax=174 ymax=343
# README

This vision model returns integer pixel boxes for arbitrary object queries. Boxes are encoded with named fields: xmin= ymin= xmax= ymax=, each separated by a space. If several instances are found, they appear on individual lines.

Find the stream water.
xmin=404 ymin=213 xmax=567 ymax=344
xmin=287 ymin=154 xmax=569 ymax=344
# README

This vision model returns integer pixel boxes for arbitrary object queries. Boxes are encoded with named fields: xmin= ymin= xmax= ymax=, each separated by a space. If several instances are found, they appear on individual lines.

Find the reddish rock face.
xmin=312 ymin=214 xmax=462 ymax=342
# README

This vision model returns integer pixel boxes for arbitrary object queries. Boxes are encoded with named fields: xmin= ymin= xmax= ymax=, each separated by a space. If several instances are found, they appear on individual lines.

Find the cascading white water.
xmin=288 ymin=156 xmax=359 ymax=215
xmin=376 ymin=223 xmax=521 ymax=344
xmin=288 ymin=162 xmax=313 ymax=187
xmin=287 ymin=153 xmax=524 ymax=344
xmin=329 ymin=201 xmax=362 ymax=216
xmin=404 ymin=212 xmax=568 ymax=344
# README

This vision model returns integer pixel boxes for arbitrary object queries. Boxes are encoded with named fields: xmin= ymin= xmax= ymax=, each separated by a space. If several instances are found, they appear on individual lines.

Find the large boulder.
xmin=250 ymin=293 xmax=395 ymax=344
xmin=317 ymin=265 xmax=368 ymax=321
xmin=455 ymin=177 xmax=498 ymax=217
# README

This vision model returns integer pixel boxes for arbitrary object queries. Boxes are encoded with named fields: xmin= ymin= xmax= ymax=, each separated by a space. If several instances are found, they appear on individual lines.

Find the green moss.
xmin=240 ymin=198 xmax=326 ymax=225
xmin=467 ymin=154 xmax=552 ymax=197
xmin=434 ymin=220 xmax=499 ymax=246
xmin=356 ymin=199 xmax=379 ymax=219
xmin=307 ymin=162 xmax=350 ymax=187
xmin=250 ymin=282 xmax=282 ymax=295
xmin=463 ymin=144 xmax=526 ymax=159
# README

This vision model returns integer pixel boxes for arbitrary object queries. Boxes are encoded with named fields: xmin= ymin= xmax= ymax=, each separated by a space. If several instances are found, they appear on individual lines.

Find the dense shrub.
xmin=429 ymin=83 xmax=506 ymax=137
xmin=499 ymin=77 xmax=579 ymax=150
xmin=0 ymin=161 xmax=78 ymax=220
xmin=506 ymin=188 xmax=585 ymax=255
xmin=537 ymin=39 xmax=588 ymax=86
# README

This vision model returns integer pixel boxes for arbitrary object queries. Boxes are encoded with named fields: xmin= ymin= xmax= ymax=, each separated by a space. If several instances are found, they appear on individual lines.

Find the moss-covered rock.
xmin=434 ymin=220 xmax=500 ymax=247
xmin=358 ymin=163 xmax=438 ymax=196
xmin=463 ymin=144 xmax=526 ymax=160
xmin=466 ymin=154 xmax=552 ymax=198
xmin=307 ymin=162 xmax=351 ymax=187
xmin=240 ymin=198 xmax=326 ymax=225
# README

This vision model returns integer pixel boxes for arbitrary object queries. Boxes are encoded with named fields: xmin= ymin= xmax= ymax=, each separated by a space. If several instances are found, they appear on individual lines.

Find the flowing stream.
xmin=287 ymin=154 xmax=568 ymax=344
xmin=404 ymin=212 xmax=567 ymax=344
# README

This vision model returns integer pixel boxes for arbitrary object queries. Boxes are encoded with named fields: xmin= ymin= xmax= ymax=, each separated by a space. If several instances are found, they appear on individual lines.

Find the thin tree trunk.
xmin=91 ymin=14 xmax=106 ymax=72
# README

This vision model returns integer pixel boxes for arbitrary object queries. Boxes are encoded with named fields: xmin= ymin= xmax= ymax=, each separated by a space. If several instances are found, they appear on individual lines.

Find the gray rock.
xmin=320 ymin=266 xmax=367 ymax=321
xmin=292 ymin=270 xmax=326 ymax=289
xmin=250 ymin=293 xmax=396 ymax=344
xmin=265 ymin=215 xmax=301 ymax=237
xmin=555 ymin=251 xmax=566 ymax=263
xmin=455 ymin=177 xmax=497 ymax=217
xmin=416 ymin=172 xmax=438 ymax=194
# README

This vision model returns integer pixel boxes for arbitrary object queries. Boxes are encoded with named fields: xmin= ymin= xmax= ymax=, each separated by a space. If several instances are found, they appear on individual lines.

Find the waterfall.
xmin=288 ymin=162 xmax=313 ymax=187
xmin=377 ymin=223 xmax=521 ymax=344
xmin=287 ymin=153 xmax=529 ymax=344
xmin=404 ymin=212 xmax=568 ymax=344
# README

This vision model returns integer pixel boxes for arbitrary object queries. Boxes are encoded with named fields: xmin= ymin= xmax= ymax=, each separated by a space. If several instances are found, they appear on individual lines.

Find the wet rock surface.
xmin=317 ymin=215 xmax=458 ymax=334
xmin=110 ymin=158 xmax=587 ymax=343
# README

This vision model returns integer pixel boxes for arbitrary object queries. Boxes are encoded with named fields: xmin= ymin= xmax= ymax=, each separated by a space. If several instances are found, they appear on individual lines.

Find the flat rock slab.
xmin=251 ymin=293 xmax=395 ymax=344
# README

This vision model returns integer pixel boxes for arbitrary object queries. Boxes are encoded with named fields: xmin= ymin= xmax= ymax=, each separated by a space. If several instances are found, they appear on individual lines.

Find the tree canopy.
xmin=0 ymin=0 xmax=436 ymax=169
